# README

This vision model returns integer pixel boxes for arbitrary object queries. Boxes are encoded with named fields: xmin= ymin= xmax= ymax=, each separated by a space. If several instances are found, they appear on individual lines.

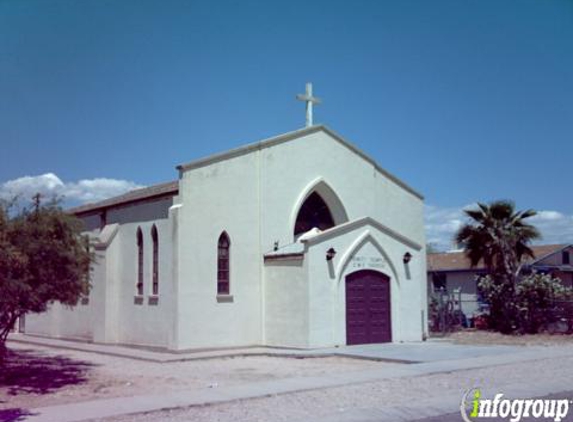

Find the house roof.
xmin=529 ymin=244 xmax=572 ymax=265
xmin=427 ymin=244 xmax=567 ymax=272
xmin=68 ymin=180 xmax=179 ymax=215
xmin=176 ymin=125 xmax=424 ymax=200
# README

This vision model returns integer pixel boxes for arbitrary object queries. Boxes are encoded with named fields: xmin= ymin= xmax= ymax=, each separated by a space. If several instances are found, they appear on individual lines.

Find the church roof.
xmin=176 ymin=125 xmax=424 ymax=200
xmin=68 ymin=180 xmax=179 ymax=215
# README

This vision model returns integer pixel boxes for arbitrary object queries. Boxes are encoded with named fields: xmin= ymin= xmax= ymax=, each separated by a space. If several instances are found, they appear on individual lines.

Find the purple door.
xmin=346 ymin=270 xmax=391 ymax=345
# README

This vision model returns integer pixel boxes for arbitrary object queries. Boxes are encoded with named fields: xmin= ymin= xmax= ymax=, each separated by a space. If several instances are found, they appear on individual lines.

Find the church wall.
xmin=24 ymin=231 xmax=102 ymax=341
xmin=107 ymin=197 xmax=173 ymax=225
xmin=24 ymin=301 xmax=94 ymax=340
xmin=259 ymin=131 xmax=374 ymax=251
xmin=259 ymin=130 xmax=425 ymax=252
xmin=263 ymin=258 xmax=309 ymax=348
xmin=25 ymin=197 xmax=176 ymax=347
xmin=175 ymin=128 xmax=426 ymax=349
xmin=176 ymin=152 xmax=262 ymax=349
xmin=304 ymin=224 xmax=425 ymax=347
xmin=80 ymin=213 xmax=102 ymax=232
xmin=113 ymin=219 xmax=173 ymax=348
xmin=373 ymin=172 xmax=425 ymax=252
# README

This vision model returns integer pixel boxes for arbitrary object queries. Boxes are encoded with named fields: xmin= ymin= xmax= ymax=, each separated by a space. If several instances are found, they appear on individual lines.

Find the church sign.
xmin=350 ymin=255 xmax=387 ymax=270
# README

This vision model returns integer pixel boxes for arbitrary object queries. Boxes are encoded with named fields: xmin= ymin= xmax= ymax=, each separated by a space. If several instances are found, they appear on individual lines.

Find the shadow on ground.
xmin=0 ymin=408 xmax=36 ymax=422
xmin=0 ymin=348 xmax=95 ymax=397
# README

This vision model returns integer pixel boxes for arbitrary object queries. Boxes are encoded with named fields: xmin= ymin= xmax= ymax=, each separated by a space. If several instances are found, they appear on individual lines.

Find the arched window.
xmin=136 ymin=227 xmax=144 ymax=296
xmin=151 ymin=225 xmax=159 ymax=295
xmin=217 ymin=232 xmax=230 ymax=295
xmin=294 ymin=192 xmax=335 ymax=237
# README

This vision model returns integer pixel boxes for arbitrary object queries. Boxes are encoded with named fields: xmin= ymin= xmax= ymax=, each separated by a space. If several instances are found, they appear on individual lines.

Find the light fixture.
xmin=326 ymin=247 xmax=337 ymax=261
xmin=403 ymin=252 xmax=412 ymax=264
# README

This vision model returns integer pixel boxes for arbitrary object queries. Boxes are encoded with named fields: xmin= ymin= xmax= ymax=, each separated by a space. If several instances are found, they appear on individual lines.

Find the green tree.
xmin=0 ymin=196 xmax=92 ymax=362
xmin=455 ymin=200 xmax=540 ymax=333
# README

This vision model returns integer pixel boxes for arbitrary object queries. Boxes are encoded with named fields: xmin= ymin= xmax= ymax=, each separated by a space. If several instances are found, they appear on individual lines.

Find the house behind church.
xmin=427 ymin=244 xmax=573 ymax=318
xmin=25 ymin=125 xmax=427 ymax=350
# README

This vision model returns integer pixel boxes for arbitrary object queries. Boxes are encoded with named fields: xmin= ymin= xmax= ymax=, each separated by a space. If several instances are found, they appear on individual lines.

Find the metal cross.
xmin=296 ymin=82 xmax=321 ymax=127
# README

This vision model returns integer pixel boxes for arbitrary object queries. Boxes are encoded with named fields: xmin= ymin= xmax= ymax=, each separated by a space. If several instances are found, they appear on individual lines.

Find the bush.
xmin=515 ymin=273 xmax=572 ymax=334
xmin=478 ymin=273 xmax=572 ymax=334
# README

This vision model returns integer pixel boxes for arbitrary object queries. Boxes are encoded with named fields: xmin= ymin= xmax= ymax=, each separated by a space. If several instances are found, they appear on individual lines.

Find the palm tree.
xmin=456 ymin=200 xmax=540 ymax=278
xmin=455 ymin=200 xmax=540 ymax=332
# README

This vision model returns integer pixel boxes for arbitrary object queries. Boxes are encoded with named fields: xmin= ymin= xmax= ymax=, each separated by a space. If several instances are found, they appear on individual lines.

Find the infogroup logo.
xmin=460 ymin=388 xmax=571 ymax=422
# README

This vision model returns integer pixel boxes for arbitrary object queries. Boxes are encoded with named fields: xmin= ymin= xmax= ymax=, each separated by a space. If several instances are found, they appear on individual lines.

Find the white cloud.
xmin=425 ymin=204 xmax=573 ymax=251
xmin=424 ymin=204 xmax=467 ymax=251
xmin=531 ymin=210 xmax=564 ymax=221
xmin=0 ymin=173 xmax=144 ymax=205
xmin=530 ymin=211 xmax=573 ymax=245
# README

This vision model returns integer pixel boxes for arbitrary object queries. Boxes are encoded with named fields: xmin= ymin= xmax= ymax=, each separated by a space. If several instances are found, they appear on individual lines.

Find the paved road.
xmin=409 ymin=391 xmax=573 ymax=422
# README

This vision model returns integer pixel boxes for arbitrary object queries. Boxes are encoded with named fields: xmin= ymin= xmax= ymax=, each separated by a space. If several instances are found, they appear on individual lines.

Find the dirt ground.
xmin=0 ymin=342 xmax=385 ymax=410
xmin=445 ymin=329 xmax=573 ymax=346
xmin=89 ymin=348 xmax=573 ymax=422
xmin=3 ymin=332 xmax=573 ymax=421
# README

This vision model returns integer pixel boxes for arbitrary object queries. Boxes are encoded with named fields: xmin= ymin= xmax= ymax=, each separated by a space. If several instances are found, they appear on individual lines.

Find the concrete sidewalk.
xmin=7 ymin=333 xmax=533 ymax=363
xmin=12 ymin=343 xmax=573 ymax=422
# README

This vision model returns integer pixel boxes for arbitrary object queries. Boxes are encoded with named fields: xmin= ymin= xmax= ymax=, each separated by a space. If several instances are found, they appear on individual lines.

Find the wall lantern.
xmin=403 ymin=252 xmax=412 ymax=264
xmin=326 ymin=247 xmax=337 ymax=261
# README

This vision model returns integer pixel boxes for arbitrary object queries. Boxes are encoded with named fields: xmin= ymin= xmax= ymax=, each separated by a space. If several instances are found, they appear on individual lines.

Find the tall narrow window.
xmin=563 ymin=250 xmax=570 ymax=265
xmin=217 ymin=232 xmax=230 ymax=295
xmin=136 ymin=227 xmax=144 ymax=296
xmin=151 ymin=225 xmax=159 ymax=295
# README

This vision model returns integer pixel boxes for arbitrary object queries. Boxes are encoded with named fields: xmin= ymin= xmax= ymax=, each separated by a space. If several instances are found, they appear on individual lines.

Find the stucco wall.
xmin=114 ymin=219 xmax=173 ymax=348
xmin=25 ymin=301 xmax=94 ymax=340
xmin=264 ymin=258 xmax=309 ymax=347
xmin=26 ymin=127 xmax=426 ymax=349
xmin=259 ymin=131 xmax=425 ymax=251
xmin=25 ymin=197 xmax=176 ymax=348
xmin=177 ymin=128 xmax=426 ymax=348
xmin=176 ymin=152 xmax=262 ymax=349
xmin=304 ymin=221 xmax=425 ymax=347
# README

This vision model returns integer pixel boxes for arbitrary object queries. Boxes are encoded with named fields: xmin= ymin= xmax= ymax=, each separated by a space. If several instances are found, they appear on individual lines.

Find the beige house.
xmin=25 ymin=125 xmax=427 ymax=350
xmin=427 ymin=244 xmax=573 ymax=318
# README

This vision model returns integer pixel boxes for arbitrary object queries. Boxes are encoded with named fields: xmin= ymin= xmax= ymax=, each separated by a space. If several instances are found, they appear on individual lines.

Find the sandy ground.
xmin=0 ymin=342 xmax=384 ymax=410
xmin=3 ymin=333 xmax=573 ymax=422
xmin=87 ymin=353 xmax=573 ymax=422
xmin=446 ymin=330 xmax=573 ymax=346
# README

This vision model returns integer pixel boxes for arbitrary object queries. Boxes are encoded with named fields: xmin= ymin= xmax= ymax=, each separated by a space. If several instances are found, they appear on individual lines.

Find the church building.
xmin=25 ymin=94 xmax=427 ymax=349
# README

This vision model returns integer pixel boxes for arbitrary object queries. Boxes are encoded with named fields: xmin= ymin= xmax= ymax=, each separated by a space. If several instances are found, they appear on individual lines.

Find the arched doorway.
xmin=345 ymin=270 xmax=391 ymax=345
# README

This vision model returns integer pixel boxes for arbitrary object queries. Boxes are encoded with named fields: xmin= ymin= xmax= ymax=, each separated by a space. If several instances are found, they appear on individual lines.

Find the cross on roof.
xmin=296 ymin=82 xmax=321 ymax=127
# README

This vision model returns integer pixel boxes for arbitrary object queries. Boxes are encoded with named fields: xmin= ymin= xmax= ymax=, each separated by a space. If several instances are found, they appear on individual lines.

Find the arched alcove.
xmin=292 ymin=178 xmax=348 ymax=239
xmin=336 ymin=230 xmax=399 ymax=285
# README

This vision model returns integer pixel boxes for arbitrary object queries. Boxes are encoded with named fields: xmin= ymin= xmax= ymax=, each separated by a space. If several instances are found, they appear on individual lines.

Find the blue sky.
xmin=1 ymin=0 xmax=572 ymax=249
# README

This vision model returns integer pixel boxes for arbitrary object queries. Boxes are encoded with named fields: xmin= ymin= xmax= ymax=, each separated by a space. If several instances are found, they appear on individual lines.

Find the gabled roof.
xmin=68 ymin=180 xmax=179 ymax=215
xmin=67 ymin=125 xmax=421 ymax=215
xmin=530 ymin=244 xmax=573 ymax=265
xmin=176 ymin=125 xmax=424 ymax=200
xmin=427 ymin=244 xmax=567 ymax=272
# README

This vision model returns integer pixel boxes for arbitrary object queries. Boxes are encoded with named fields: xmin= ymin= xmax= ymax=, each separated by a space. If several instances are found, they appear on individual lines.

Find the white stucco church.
xmin=26 ymin=88 xmax=428 ymax=350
